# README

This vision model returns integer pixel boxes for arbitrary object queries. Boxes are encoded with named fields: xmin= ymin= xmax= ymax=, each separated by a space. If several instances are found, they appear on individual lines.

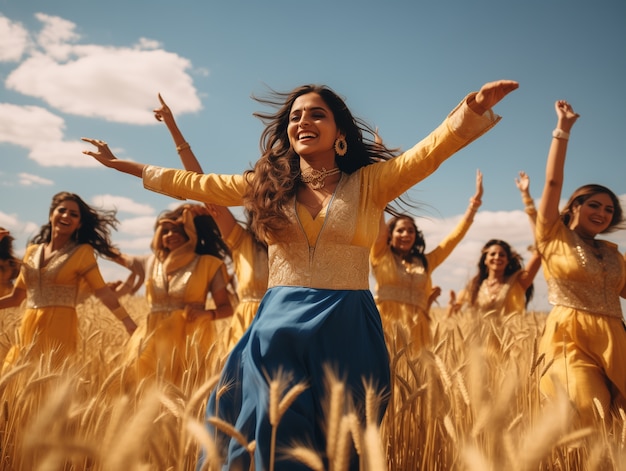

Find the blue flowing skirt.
xmin=204 ymin=286 xmax=390 ymax=470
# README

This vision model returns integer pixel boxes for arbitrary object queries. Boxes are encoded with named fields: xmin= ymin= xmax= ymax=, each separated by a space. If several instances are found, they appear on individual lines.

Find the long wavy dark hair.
xmin=0 ymin=227 xmax=20 ymax=281
xmin=560 ymin=184 xmax=624 ymax=233
xmin=31 ymin=191 xmax=121 ymax=259
xmin=387 ymin=215 xmax=429 ymax=272
xmin=467 ymin=239 xmax=534 ymax=307
xmin=151 ymin=205 xmax=230 ymax=261
xmin=243 ymin=84 xmax=400 ymax=241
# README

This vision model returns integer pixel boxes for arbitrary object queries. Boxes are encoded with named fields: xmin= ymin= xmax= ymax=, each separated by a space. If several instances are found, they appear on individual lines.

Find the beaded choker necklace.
xmin=300 ymin=166 xmax=341 ymax=190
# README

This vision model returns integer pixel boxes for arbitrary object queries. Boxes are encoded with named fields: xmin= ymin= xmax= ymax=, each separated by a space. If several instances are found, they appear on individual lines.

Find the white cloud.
xmin=18 ymin=172 xmax=54 ymax=186
xmin=117 ymin=216 xmax=158 ymax=237
xmin=5 ymin=14 xmax=202 ymax=125
xmin=0 ymin=103 xmax=64 ymax=145
xmin=0 ymin=211 xmax=40 ymax=255
xmin=0 ymin=12 xmax=204 ymax=168
xmin=0 ymin=103 xmax=101 ymax=167
xmin=116 ymin=236 xmax=153 ymax=253
xmin=91 ymin=195 xmax=155 ymax=216
xmin=136 ymin=37 xmax=161 ymax=50
xmin=0 ymin=16 xmax=30 ymax=61
xmin=34 ymin=12 xmax=79 ymax=60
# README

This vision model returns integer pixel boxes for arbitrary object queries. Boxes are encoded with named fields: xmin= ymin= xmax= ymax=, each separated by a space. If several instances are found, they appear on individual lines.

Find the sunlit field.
xmin=0 ymin=297 xmax=624 ymax=470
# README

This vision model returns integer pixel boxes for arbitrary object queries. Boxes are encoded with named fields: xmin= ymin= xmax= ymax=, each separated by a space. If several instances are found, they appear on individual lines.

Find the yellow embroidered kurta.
xmin=224 ymin=223 xmax=268 ymax=350
xmin=371 ymin=213 xmax=476 ymax=349
xmin=143 ymin=94 xmax=500 ymax=470
xmin=129 ymin=253 xmax=229 ymax=384
xmin=142 ymin=95 xmax=499 ymax=280
xmin=473 ymin=271 xmax=526 ymax=316
xmin=536 ymin=213 xmax=626 ymax=424
xmin=3 ymin=243 xmax=108 ymax=370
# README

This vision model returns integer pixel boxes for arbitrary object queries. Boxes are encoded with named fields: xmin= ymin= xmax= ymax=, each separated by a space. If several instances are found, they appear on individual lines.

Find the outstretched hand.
xmin=81 ymin=138 xmax=118 ymax=168
xmin=515 ymin=171 xmax=530 ymax=193
xmin=474 ymin=80 xmax=519 ymax=112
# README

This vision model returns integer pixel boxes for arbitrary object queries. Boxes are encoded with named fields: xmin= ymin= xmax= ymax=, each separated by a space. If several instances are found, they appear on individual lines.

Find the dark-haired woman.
xmin=0 ymin=192 xmax=137 ymax=370
xmin=152 ymin=94 xmax=268 ymax=353
xmin=371 ymin=170 xmax=482 ymax=350
xmin=453 ymin=238 xmax=540 ymax=317
xmin=122 ymin=204 xmax=233 ymax=385
xmin=0 ymin=228 xmax=20 ymax=297
xmin=536 ymin=100 xmax=626 ymax=425
xmin=83 ymin=79 xmax=517 ymax=470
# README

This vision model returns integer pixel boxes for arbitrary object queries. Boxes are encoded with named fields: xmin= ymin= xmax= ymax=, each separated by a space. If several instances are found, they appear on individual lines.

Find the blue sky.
xmin=1 ymin=1 xmax=625 ymax=312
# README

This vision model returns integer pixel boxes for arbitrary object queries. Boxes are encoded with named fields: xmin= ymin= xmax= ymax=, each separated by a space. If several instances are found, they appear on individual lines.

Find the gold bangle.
xmin=176 ymin=142 xmax=191 ymax=153
xmin=112 ymin=306 xmax=128 ymax=320
xmin=524 ymin=205 xmax=537 ymax=215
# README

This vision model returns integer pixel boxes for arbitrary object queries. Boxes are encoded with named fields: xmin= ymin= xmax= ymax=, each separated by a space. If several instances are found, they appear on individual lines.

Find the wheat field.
xmin=0 ymin=297 xmax=624 ymax=470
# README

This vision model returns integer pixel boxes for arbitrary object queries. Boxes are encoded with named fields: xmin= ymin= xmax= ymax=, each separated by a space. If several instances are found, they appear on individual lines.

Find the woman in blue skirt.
xmin=83 ymin=79 xmax=517 ymax=470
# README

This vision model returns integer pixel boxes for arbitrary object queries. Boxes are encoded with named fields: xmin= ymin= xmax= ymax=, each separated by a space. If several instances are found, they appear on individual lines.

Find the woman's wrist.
xmin=176 ymin=142 xmax=191 ymax=153
xmin=552 ymin=128 xmax=570 ymax=140
xmin=467 ymin=94 xmax=487 ymax=116
xmin=468 ymin=197 xmax=482 ymax=212
xmin=112 ymin=305 xmax=129 ymax=320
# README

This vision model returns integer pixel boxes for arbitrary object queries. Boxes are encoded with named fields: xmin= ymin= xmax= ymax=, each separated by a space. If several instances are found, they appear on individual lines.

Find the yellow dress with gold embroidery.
xmin=473 ymin=271 xmax=526 ymax=316
xmin=3 ymin=243 xmax=108 ymax=370
xmin=224 ymin=223 xmax=268 ymax=351
xmin=371 ymin=212 xmax=476 ymax=350
xmin=142 ymin=94 xmax=501 ymax=470
xmin=130 ymin=253 xmax=229 ymax=384
xmin=536 ymin=214 xmax=626 ymax=424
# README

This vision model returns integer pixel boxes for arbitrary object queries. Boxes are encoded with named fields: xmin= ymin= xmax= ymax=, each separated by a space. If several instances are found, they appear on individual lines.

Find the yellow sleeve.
xmin=425 ymin=210 xmax=475 ymax=271
xmin=362 ymin=93 xmax=500 ymax=208
xmin=225 ymin=223 xmax=247 ymax=252
xmin=143 ymin=168 xmax=246 ymax=206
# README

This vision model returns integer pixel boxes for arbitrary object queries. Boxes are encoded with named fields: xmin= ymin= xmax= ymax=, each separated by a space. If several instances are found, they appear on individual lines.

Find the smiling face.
xmin=159 ymin=221 xmax=189 ymax=252
xmin=50 ymin=199 xmax=81 ymax=238
xmin=569 ymin=192 xmax=615 ymax=238
xmin=483 ymin=243 xmax=509 ymax=275
xmin=287 ymin=92 xmax=342 ymax=162
xmin=390 ymin=218 xmax=417 ymax=255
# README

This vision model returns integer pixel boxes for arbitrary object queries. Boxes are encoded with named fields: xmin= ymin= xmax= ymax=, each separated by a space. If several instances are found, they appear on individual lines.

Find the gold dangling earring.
xmin=334 ymin=136 xmax=347 ymax=157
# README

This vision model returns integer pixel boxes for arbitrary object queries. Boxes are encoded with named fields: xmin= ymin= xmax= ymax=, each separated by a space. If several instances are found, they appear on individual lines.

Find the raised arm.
xmin=82 ymin=138 xmax=145 ymax=177
xmin=427 ymin=169 xmax=482 ymax=269
xmin=537 ymin=100 xmax=580 ymax=227
xmin=515 ymin=171 xmax=537 ymax=233
xmin=154 ymin=93 xmax=204 ymax=173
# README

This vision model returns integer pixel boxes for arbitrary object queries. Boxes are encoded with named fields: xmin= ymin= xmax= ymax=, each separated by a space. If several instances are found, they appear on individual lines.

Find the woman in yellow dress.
xmin=83 ymin=79 xmax=517 ymax=470
xmin=448 ymin=172 xmax=541 ymax=318
xmin=0 ymin=192 xmax=138 ymax=371
xmin=371 ymin=169 xmax=483 ymax=350
xmin=205 ymin=204 xmax=269 ymax=350
xmin=152 ymin=94 xmax=269 ymax=352
xmin=536 ymin=100 xmax=626 ymax=426
xmin=122 ymin=204 xmax=233 ymax=385
xmin=453 ymin=239 xmax=539 ymax=317
xmin=0 ymin=228 xmax=20 ymax=297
